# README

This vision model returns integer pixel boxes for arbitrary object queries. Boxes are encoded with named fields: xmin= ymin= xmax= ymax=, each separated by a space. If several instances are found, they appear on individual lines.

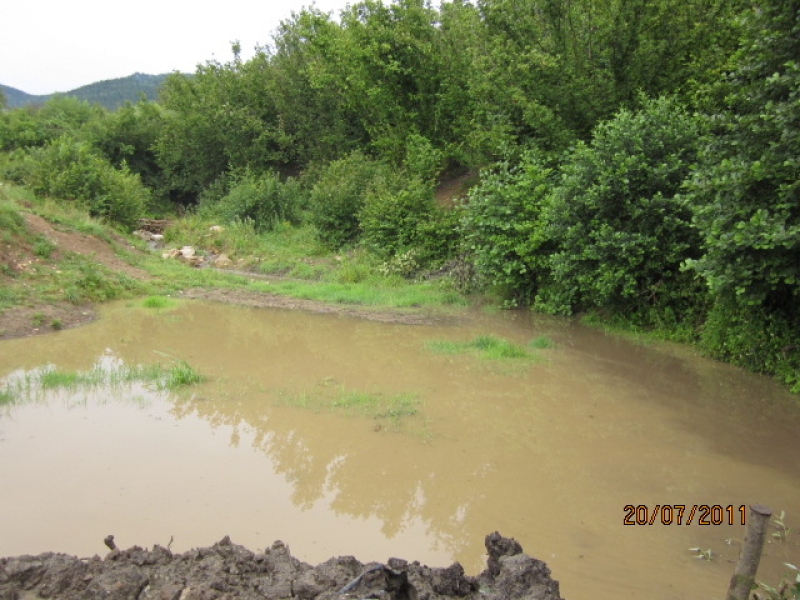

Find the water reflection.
xmin=1 ymin=299 xmax=799 ymax=600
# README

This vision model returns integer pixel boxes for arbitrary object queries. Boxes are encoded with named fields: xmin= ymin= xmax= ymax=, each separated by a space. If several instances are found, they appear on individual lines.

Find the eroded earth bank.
xmin=0 ymin=533 xmax=562 ymax=600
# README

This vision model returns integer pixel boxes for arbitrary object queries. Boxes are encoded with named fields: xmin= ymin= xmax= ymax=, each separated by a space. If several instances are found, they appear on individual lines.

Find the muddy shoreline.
xmin=0 ymin=533 xmax=562 ymax=600
xmin=0 ymin=287 xmax=453 ymax=341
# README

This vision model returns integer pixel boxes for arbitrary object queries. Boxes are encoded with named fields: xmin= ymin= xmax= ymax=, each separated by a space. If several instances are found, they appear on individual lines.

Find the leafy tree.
xmin=685 ymin=0 xmax=800 ymax=385
xmin=90 ymin=100 xmax=167 ymax=199
xmin=687 ymin=1 xmax=800 ymax=311
xmin=156 ymin=55 xmax=293 ymax=202
xmin=34 ymin=96 xmax=106 ymax=143
xmin=324 ymin=0 xmax=457 ymax=165
xmin=0 ymin=96 xmax=105 ymax=151
xmin=474 ymin=0 xmax=743 ymax=151
xmin=544 ymin=96 xmax=703 ymax=321
xmin=267 ymin=9 xmax=364 ymax=166
xmin=431 ymin=0 xmax=485 ymax=166
xmin=0 ymin=107 xmax=44 ymax=151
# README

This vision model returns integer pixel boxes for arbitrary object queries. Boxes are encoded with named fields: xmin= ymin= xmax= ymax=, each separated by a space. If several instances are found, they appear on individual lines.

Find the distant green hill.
xmin=1 ymin=73 xmax=172 ymax=110
xmin=0 ymin=84 xmax=38 ymax=108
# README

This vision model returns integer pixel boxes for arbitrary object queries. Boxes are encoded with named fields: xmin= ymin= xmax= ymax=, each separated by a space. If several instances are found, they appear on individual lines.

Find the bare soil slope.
xmin=0 ymin=213 xmax=148 ymax=340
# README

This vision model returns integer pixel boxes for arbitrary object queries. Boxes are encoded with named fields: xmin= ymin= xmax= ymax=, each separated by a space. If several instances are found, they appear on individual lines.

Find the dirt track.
xmin=0 ymin=533 xmax=562 ymax=600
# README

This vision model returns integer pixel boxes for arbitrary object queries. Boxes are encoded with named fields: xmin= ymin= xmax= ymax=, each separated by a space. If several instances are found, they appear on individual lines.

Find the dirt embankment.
xmin=0 ymin=533 xmax=562 ymax=600
xmin=0 ymin=213 xmax=148 ymax=341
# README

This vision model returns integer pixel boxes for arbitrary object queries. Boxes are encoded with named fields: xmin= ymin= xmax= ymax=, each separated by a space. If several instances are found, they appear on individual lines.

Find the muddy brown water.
xmin=1 ymin=299 xmax=799 ymax=600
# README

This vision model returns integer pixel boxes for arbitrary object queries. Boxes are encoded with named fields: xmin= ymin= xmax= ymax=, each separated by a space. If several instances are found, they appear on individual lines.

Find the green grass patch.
xmin=277 ymin=379 xmax=422 ymax=430
xmin=0 ymin=388 xmax=15 ymax=405
xmin=251 ymin=278 xmax=464 ymax=309
xmin=164 ymin=217 xmax=329 ymax=276
xmin=425 ymin=334 xmax=552 ymax=360
xmin=141 ymin=295 xmax=177 ymax=309
xmin=33 ymin=236 xmax=56 ymax=259
xmin=162 ymin=360 xmax=204 ymax=389
xmin=528 ymin=335 xmax=555 ymax=349
xmin=0 ymin=186 xmax=149 ymax=309
xmin=0 ymin=185 xmax=34 ymax=249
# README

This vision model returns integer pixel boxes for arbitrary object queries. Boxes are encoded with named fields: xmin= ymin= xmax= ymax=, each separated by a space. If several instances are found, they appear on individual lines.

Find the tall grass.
xmin=1 ymin=357 xmax=203 ymax=405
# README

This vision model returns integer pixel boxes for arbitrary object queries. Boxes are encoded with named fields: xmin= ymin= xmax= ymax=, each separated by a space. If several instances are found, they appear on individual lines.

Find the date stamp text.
xmin=623 ymin=504 xmax=746 ymax=526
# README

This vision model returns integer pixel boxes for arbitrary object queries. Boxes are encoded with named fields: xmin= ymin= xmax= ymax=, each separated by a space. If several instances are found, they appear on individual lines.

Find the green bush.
xmin=215 ymin=172 xmax=302 ymax=232
xmin=0 ymin=97 xmax=105 ymax=152
xmin=543 ymin=96 xmax=703 ymax=318
xmin=359 ymin=173 xmax=434 ymax=259
xmin=13 ymin=136 xmax=148 ymax=229
xmin=701 ymin=295 xmax=800 ymax=393
xmin=414 ymin=205 xmax=461 ymax=266
xmin=404 ymin=133 xmax=443 ymax=185
xmin=460 ymin=153 xmax=554 ymax=303
xmin=309 ymin=152 xmax=391 ymax=249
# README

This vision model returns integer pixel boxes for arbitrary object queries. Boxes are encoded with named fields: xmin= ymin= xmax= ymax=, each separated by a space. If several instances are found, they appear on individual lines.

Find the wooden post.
xmin=726 ymin=504 xmax=772 ymax=600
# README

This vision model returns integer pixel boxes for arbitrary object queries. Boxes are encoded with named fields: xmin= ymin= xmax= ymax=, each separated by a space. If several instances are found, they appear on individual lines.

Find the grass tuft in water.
xmin=2 ymin=357 xmax=203 ymax=402
xmin=39 ymin=369 xmax=84 ymax=389
xmin=528 ymin=335 xmax=555 ymax=349
xmin=141 ymin=295 xmax=177 ymax=309
xmin=425 ymin=335 xmax=553 ymax=360
xmin=161 ymin=360 xmax=204 ymax=390
xmin=0 ymin=388 xmax=15 ymax=405
xmin=278 ymin=380 xmax=421 ymax=429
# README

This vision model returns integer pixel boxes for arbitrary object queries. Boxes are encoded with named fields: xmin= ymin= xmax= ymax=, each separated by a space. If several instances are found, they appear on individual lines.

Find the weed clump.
xmin=141 ymin=295 xmax=176 ymax=309
xmin=425 ymin=335 xmax=553 ymax=360
xmin=1 ymin=355 xmax=203 ymax=403
xmin=162 ymin=360 xmax=203 ymax=390
xmin=277 ymin=379 xmax=423 ymax=433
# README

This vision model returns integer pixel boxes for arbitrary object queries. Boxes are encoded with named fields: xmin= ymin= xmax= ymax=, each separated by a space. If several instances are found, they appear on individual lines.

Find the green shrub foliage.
xmin=686 ymin=0 xmax=800 ymax=386
xmin=461 ymin=153 xmax=554 ymax=302
xmin=701 ymin=296 xmax=800 ymax=393
xmin=686 ymin=1 xmax=800 ymax=312
xmin=309 ymin=152 xmax=391 ymax=249
xmin=544 ymin=96 xmax=703 ymax=318
xmin=14 ymin=136 xmax=148 ymax=229
xmin=215 ymin=172 xmax=302 ymax=232
xmin=359 ymin=173 xmax=434 ymax=259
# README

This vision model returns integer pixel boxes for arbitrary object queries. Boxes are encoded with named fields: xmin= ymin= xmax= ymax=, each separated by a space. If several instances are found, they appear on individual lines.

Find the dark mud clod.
xmin=0 ymin=533 xmax=563 ymax=600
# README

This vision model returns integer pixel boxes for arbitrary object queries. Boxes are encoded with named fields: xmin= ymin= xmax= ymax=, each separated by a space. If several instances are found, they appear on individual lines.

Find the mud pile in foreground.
xmin=0 ymin=532 xmax=562 ymax=600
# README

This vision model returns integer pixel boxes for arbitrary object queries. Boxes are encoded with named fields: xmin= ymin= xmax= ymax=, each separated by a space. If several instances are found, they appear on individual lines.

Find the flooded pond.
xmin=1 ymin=299 xmax=799 ymax=600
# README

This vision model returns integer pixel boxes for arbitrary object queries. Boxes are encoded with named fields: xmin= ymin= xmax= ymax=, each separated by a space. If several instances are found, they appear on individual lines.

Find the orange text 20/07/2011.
xmin=623 ymin=504 xmax=747 ymax=526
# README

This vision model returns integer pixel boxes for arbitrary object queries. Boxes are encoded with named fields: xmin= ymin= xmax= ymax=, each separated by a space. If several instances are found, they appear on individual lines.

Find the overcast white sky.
xmin=0 ymin=0 xmax=357 ymax=95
